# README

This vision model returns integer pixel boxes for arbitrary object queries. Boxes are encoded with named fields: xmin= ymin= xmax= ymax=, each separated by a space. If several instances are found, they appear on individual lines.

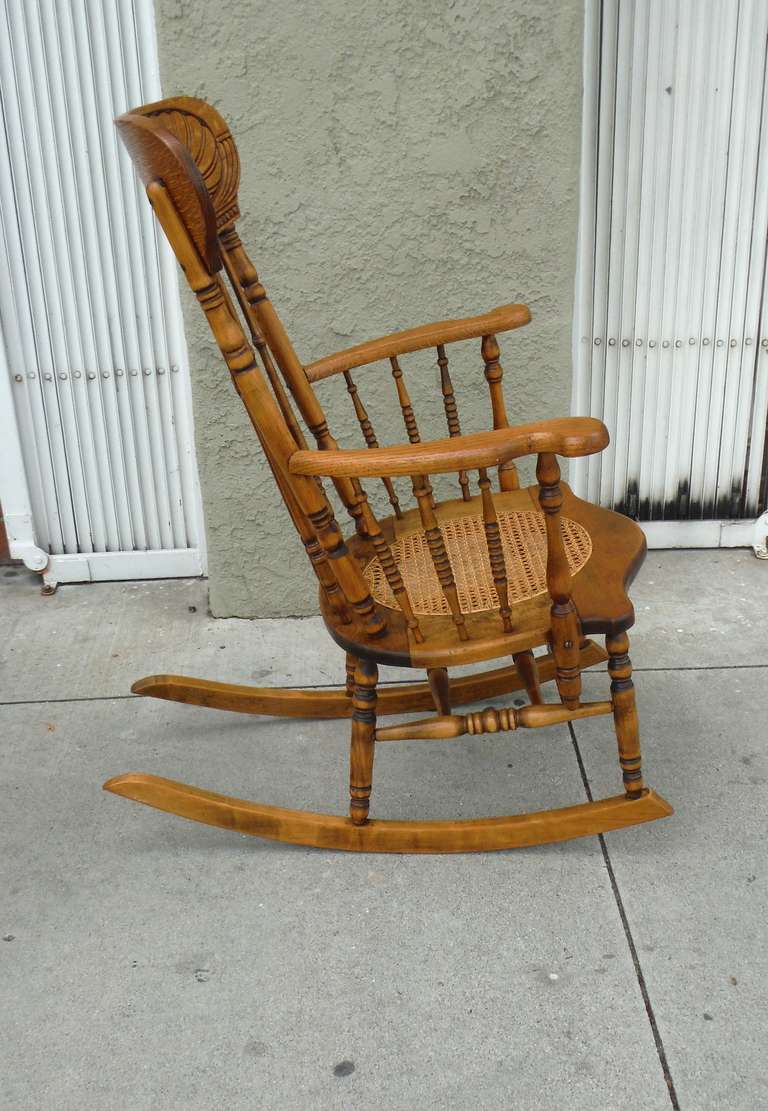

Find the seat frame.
xmin=103 ymin=96 xmax=673 ymax=852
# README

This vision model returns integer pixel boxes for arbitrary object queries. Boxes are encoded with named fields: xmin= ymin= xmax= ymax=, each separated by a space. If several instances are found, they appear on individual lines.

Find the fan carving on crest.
xmin=144 ymin=100 xmax=240 ymax=230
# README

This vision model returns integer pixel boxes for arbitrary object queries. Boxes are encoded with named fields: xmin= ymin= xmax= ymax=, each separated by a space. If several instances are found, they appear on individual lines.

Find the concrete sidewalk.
xmin=1 ymin=550 xmax=766 ymax=1110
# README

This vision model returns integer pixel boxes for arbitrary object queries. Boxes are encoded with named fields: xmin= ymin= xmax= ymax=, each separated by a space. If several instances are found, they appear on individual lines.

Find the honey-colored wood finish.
xmin=305 ymin=303 xmax=531 ymax=381
xmin=103 ymin=775 xmax=673 ymax=853
xmin=107 ymin=95 xmax=673 ymax=852
xmin=128 ymin=640 xmax=607 ymax=718
xmin=288 ymin=419 xmax=610 ymax=479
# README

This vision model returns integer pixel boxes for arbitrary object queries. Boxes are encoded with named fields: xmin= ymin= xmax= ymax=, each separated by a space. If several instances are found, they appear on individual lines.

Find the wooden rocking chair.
xmin=105 ymin=96 xmax=672 ymax=852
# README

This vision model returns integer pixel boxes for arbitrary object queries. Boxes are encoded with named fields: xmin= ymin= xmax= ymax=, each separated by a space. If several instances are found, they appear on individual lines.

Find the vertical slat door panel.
xmin=575 ymin=0 xmax=768 ymax=530
xmin=0 ymin=0 xmax=203 ymax=577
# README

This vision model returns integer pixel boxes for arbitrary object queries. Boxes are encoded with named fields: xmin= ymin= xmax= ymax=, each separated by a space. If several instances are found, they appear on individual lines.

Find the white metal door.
xmin=0 ymin=0 xmax=204 ymax=584
xmin=573 ymin=0 xmax=768 ymax=556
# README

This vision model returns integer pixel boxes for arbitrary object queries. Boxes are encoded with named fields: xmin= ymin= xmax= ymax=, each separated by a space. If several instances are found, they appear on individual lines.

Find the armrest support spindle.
xmin=413 ymin=478 xmax=469 ymax=641
xmin=478 ymin=468 xmax=513 ymax=633
xmin=536 ymin=452 xmax=582 ymax=708
xmin=481 ymin=334 xmax=519 ymax=492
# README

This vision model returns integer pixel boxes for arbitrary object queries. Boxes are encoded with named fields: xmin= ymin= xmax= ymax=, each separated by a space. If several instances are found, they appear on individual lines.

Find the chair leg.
xmin=427 ymin=667 xmax=451 ymax=714
xmin=512 ymin=650 xmax=543 ymax=704
xmin=345 ymin=652 xmax=357 ymax=698
xmin=606 ymin=631 xmax=645 ymax=799
xmin=349 ymin=658 xmax=378 ymax=825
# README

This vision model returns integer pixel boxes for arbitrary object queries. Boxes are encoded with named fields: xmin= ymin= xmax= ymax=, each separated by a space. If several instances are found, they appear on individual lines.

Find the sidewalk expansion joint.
xmin=568 ymin=722 xmax=681 ymax=1111
xmin=1 ymin=659 xmax=766 ymax=708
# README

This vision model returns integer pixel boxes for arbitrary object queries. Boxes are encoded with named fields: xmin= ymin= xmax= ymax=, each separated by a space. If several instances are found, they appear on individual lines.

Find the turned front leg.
xmin=349 ymin=659 xmax=378 ymax=824
xmin=345 ymin=652 xmax=357 ymax=698
xmin=607 ymin=632 xmax=645 ymax=798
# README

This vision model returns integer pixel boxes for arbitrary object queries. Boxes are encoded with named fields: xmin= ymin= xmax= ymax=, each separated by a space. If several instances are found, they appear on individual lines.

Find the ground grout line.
xmin=631 ymin=662 xmax=767 ymax=673
xmin=1 ymin=658 xmax=766 ymax=708
xmin=568 ymin=722 xmax=681 ymax=1110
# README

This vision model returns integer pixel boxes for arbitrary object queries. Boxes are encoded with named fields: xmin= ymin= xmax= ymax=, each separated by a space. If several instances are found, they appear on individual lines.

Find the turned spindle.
xmin=357 ymin=500 xmax=424 ymax=643
xmin=437 ymin=345 xmax=470 ymax=501
xmin=481 ymin=333 xmax=519 ymax=491
xmin=349 ymin=658 xmax=378 ymax=824
xmin=343 ymin=370 xmax=403 ymax=518
xmin=537 ymin=452 xmax=581 ymax=708
xmin=390 ymin=356 xmax=435 ymax=506
xmin=478 ymin=467 xmax=513 ymax=632
xmin=606 ymin=631 xmax=645 ymax=798
xmin=413 ymin=477 xmax=469 ymax=641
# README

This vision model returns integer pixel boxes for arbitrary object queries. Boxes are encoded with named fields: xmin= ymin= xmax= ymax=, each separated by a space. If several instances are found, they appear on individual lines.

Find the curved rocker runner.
xmin=106 ymin=96 xmax=673 ymax=852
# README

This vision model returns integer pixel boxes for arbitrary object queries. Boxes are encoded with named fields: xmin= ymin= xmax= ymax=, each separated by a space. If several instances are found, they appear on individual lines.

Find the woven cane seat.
xmin=363 ymin=509 xmax=592 ymax=617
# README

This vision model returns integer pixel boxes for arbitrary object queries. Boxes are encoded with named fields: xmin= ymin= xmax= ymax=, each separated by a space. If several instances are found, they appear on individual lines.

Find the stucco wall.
xmin=155 ymin=0 xmax=584 ymax=617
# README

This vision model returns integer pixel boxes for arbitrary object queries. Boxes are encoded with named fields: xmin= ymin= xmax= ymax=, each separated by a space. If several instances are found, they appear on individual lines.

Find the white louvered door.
xmin=0 ymin=0 xmax=204 ymax=583
xmin=573 ymin=0 xmax=768 ymax=556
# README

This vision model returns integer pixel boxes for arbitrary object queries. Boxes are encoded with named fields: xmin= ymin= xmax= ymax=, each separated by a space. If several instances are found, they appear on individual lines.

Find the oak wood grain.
xmin=305 ymin=303 xmax=531 ymax=381
xmin=289 ymin=418 xmax=609 ymax=479
xmin=103 ymin=774 xmax=673 ymax=853
xmin=111 ymin=94 xmax=670 ymax=854
xmin=128 ymin=640 xmax=608 ymax=718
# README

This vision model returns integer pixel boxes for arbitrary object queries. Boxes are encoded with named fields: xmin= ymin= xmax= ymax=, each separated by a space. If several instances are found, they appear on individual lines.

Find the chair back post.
xmin=536 ymin=452 xmax=582 ymax=707
xmin=115 ymin=108 xmax=386 ymax=639
xmin=121 ymin=97 xmax=375 ymax=541
xmin=149 ymin=178 xmax=386 ymax=639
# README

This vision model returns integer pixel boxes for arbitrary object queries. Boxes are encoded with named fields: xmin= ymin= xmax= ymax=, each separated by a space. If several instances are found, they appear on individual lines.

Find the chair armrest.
xmin=304 ymin=303 xmax=531 ymax=382
xmin=289 ymin=417 xmax=608 ymax=479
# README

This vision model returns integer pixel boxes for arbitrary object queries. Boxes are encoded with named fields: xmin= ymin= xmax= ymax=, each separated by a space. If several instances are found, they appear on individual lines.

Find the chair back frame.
xmin=116 ymin=97 xmax=588 ymax=688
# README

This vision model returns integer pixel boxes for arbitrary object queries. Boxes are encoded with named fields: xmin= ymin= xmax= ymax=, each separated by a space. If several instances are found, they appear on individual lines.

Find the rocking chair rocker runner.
xmin=105 ymin=96 xmax=673 ymax=852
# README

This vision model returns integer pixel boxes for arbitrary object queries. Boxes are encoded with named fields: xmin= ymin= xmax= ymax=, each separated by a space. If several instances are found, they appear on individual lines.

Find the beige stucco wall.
xmin=155 ymin=0 xmax=584 ymax=617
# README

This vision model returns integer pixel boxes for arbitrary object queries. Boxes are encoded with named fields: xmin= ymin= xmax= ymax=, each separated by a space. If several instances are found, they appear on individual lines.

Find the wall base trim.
xmin=641 ymin=514 xmax=768 ymax=558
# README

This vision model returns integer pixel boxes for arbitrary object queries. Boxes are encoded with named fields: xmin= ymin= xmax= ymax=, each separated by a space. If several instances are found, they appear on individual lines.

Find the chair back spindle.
xmin=116 ymin=95 xmax=604 ymax=674
xmin=390 ymin=356 xmax=435 ymax=507
xmin=117 ymin=113 xmax=387 ymax=641
xmin=219 ymin=230 xmax=308 ymax=450
xmin=343 ymin=371 xmax=403 ymax=519
xmin=481 ymin=333 xmax=520 ymax=492
xmin=436 ymin=344 xmax=471 ymax=501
